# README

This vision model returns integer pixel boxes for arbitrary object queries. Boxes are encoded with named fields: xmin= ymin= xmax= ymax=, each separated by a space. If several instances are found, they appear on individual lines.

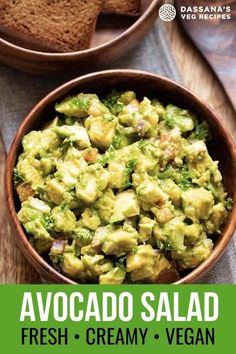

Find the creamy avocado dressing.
xmin=14 ymin=91 xmax=231 ymax=283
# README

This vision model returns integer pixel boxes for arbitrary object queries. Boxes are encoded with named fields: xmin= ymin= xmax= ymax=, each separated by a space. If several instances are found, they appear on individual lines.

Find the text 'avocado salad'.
xmin=14 ymin=91 xmax=232 ymax=283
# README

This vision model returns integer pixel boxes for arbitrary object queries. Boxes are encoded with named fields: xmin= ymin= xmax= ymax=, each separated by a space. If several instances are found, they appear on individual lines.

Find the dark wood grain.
xmin=0 ymin=0 xmax=162 ymax=75
xmin=175 ymin=0 xmax=236 ymax=112
xmin=5 ymin=70 xmax=236 ymax=284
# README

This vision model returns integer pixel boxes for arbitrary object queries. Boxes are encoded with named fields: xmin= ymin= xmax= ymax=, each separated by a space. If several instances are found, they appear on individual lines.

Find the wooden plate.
xmin=0 ymin=0 xmax=162 ymax=75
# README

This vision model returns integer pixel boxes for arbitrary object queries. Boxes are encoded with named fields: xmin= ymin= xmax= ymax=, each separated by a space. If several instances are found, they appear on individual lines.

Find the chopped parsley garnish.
xmin=61 ymin=204 xmax=70 ymax=212
xmin=44 ymin=215 xmax=55 ymax=231
xmin=76 ymin=229 xmax=92 ymax=242
xmin=98 ymin=145 xmax=116 ymax=166
xmin=115 ymin=255 xmax=126 ymax=270
xmin=102 ymin=91 xmax=125 ymax=115
xmin=69 ymin=95 xmax=91 ymax=111
xmin=165 ymin=115 xmax=175 ymax=129
xmin=138 ymin=139 xmax=148 ymax=151
xmin=112 ymin=134 xmax=123 ymax=149
xmin=63 ymin=115 xmax=77 ymax=126
xmin=179 ymin=164 xmax=192 ymax=191
xmin=225 ymin=197 xmax=233 ymax=211
xmin=103 ymin=113 xmax=115 ymax=122
xmin=13 ymin=168 xmax=24 ymax=185
xmin=131 ymin=246 xmax=138 ymax=254
xmin=61 ymin=137 xmax=73 ymax=151
xmin=194 ymin=122 xmax=208 ymax=140
xmin=123 ymin=159 xmax=137 ymax=187
xmin=157 ymin=240 xmax=172 ymax=251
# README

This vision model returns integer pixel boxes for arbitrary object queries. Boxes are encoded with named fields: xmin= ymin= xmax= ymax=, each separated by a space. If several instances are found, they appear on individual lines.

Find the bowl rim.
xmin=5 ymin=68 xmax=236 ymax=284
xmin=0 ymin=0 xmax=161 ymax=59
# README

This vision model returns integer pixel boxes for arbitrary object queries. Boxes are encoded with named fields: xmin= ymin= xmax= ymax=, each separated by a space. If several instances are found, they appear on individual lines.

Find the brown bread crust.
xmin=0 ymin=0 xmax=104 ymax=52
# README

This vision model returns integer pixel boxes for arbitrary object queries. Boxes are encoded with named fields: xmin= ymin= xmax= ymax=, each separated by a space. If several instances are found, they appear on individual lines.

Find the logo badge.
xmin=159 ymin=4 xmax=176 ymax=22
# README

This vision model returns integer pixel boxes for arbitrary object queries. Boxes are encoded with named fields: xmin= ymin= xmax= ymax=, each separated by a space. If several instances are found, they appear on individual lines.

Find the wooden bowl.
xmin=0 ymin=0 xmax=162 ymax=75
xmin=5 ymin=69 xmax=236 ymax=284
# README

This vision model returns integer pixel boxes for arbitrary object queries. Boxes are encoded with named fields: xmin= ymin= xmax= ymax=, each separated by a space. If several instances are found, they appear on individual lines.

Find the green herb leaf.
xmin=115 ymin=255 xmax=126 ymax=270
xmin=103 ymin=113 xmax=115 ymax=122
xmin=44 ymin=215 xmax=55 ymax=231
xmin=194 ymin=122 xmax=208 ymax=140
xmin=179 ymin=164 xmax=192 ymax=191
xmin=157 ymin=240 xmax=172 ymax=251
xmin=13 ymin=168 xmax=24 ymax=186
xmin=123 ymin=159 xmax=137 ymax=187
xmin=98 ymin=145 xmax=116 ymax=166
xmin=138 ymin=139 xmax=148 ymax=151
xmin=102 ymin=91 xmax=125 ymax=115
xmin=225 ymin=197 xmax=233 ymax=211
xmin=112 ymin=134 xmax=123 ymax=149
xmin=61 ymin=137 xmax=73 ymax=152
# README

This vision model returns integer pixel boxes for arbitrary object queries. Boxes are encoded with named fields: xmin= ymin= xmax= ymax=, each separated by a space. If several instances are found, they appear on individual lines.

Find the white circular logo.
xmin=159 ymin=4 xmax=176 ymax=22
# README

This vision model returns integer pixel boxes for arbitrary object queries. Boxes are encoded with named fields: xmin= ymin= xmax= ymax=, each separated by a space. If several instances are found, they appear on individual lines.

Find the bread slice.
xmin=0 ymin=0 xmax=104 ymax=52
xmin=103 ymin=0 xmax=141 ymax=16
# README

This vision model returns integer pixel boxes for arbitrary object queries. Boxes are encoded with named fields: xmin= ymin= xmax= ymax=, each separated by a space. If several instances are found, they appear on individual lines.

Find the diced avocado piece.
xmin=99 ymin=267 xmax=126 ymax=284
xmin=172 ymin=239 xmax=213 ymax=269
xmin=51 ymin=206 xmax=76 ymax=233
xmin=204 ymin=203 xmax=227 ymax=234
xmin=139 ymin=97 xmax=159 ymax=128
xmin=159 ymin=179 xmax=182 ymax=207
xmin=184 ymin=223 xmax=204 ymax=245
xmin=81 ymin=208 xmax=101 ymax=231
xmin=151 ymin=99 xmax=165 ymax=118
xmin=164 ymin=104 xmax=195 ymax=132
xmin=25 ymin=219 xmax=53 ymax=241
xmin=76 ymin=174 xmax=98 ymax=204
xmin=110 ymin=190 xmax=140 ymax=223
xmin=137 ymin=179 xmax=169 ymax=205
xmin=27 ymin=197 xmax=51 ymax=214
xmin=126 ymin=245 xmax=156 ymax=282
xmin=22 ymin=130 xmax=60 ymax=154
xmin=24 ymin=219 xmax=53 ymax=254
xmin=60 ymin=253 xmax=85 ymax=279
xmin=151 ymin=205 xmax=174 ymax=224
xmin=56 ymin=158 xmax=87 ymax=188
xmin=94 ymin=189 xmax=116 ymax=223
xmin=108 ymin=162 xmax=127 ymax=189
xmin=92 ymin=225 xmax=138 ymax=257
xmin=182 ymin=188 xmax=214 ymax=221
xmin=82 ymin=255 xmax=113 ymax=277
xmin=138 ymin=216 xmax=155 ymax=242
xmin=85 ymin=115 xmax=117 ymax=149
xmin=40 ymin=157 xmax=55 ymax=175
xmin=16 ymin=157 xmax=44 ymax=188
xmin=54 ymin=124 xmax=90 ymax=149
xmin=18 ymin=201 xmax=48 ymax=226
xmin=76 ymin=167 xmax=109 ymax=204
xmin=119 ymin=91 xmax=136 ymax=105
xmin=46 ymin=179 xmax=67 ymax=205
xmin=145 ymin=252 xmax=180 ymax=284
xmin=74 ymin=227 xmax=93 ymax=248
xmin=185 ymin=141 xmax=207 ymax=161
xmin=80 ymin=244 xmax=97 ymax=256
xmin=118 ymin=98 xmax=139 ymax=126
xmin=55 ymin=93 xmax=98 ymax=118
xmin=22 ymin=131 xmax=41 ymax=151
xmin=162 ymin=217 xmax=186 ymax=252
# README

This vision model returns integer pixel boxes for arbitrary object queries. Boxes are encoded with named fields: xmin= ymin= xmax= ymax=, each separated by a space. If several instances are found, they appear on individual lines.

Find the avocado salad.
xmin=14 ymin=91 xmax=232 ymax=283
